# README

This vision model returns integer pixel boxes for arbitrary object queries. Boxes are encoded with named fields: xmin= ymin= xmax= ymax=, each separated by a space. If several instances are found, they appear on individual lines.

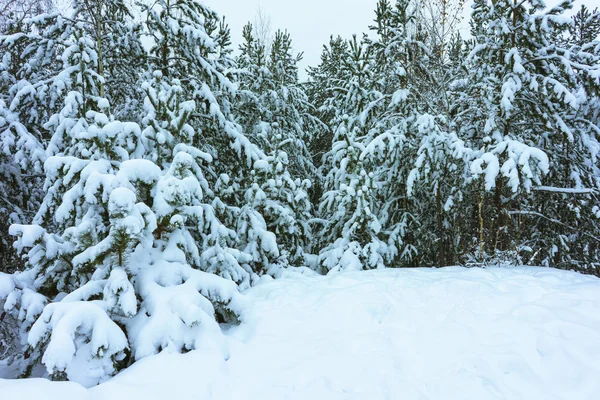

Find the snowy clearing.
xmin=2 ymin=266 xmax=600 ymax=400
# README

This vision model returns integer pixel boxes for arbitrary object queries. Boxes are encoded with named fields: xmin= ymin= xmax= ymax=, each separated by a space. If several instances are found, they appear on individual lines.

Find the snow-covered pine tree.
xmin=141 ymin=0 xmax=259 ymax=176
xmin=0 ymin=82 xmax=45 ymax=274
xmin=532 ymin=2 xmax=600 ymax=274
xmin=237 ymin=24 xmax=319 ymax=179
xmin=567 ymin=5 xmax=600 ymax=47
xmin=0 ymin=0 xmax=147 ymax=273
xmin=246 ymin=129 xmax=313 ymax=268
xmin=307 ymin=35 xmax=350 ymax=152
xmin=360 ymin=0 xmax=426 ymax=266
xmin=317 ymin=35 xmax=391 ymax=272
xmin=236 ymin=22 xmax=271 ymax=144
xmin=235 ymin=24 xmax=316 ymax=267
xmin=0 ymin=100 xmax=44 ymax=273
xmin=306 ymin=35 xmax=351 ymax=205
xmin=235 ymin=167 xmax=281 ymax=275
xmin=0 ymin=4 xmax=57 ymax=273
xmin=234 ymin=25 xmax=279 ymax=273
xmin=360 ymin=0 xmax=459 ymax=267
xmin=126 ymin=0 xmax=264 ymax=357
xmin=141 ymin=0 xmax=287 ymax=280
xmin=457 ymin=0 xmax=600 ymax=272
xmin=5 ymin=9 xmax=149 ymax=382
xmin=71 ymin=0 xmax=146 ymax=120
xmin=141 ymin=70 xmax=255 ymax=286
xmin=318 ymin=117 xmax=389 ymax=272
xmin=2 ymin=1 xmax=251 ymax=384
xmin=132 ymin=71 xmax=249 ymax=364
xmin=378 ymin=0 xmax=468 ymax=267
xmin=0 ymin=0 xmax=53 ymax=33
xmin=266 ymin=29 xmax=320 ymax=179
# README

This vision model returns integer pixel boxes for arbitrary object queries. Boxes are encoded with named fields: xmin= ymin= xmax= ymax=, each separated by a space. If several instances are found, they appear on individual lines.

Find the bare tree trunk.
xmin=437 ymin=184 xmax=445 ymax=267
xmin=96 ymin=21 xmax=105 ymax=98
xmin=493 ymin=178 xmax=503 ymax=252
xmin=476 ymin=180 xmax=485 ymax=261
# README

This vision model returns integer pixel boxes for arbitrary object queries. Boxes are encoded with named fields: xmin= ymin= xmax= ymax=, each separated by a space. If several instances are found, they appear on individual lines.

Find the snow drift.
xmin=2 ymin=266 xmax=600 ymax=400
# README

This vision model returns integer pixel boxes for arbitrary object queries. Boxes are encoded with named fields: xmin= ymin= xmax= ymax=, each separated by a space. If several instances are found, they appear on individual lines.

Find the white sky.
xmin=204 ymin=0 xmax=378 ymax=79
xmin=204 ymin=0 xmax=600 ymax=80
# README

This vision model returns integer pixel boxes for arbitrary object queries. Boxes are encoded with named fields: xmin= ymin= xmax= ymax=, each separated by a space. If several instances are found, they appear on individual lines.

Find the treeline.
xmin=308 ymin=0 xmax=600 ymax=272
xmin=0 ymin=0 xmax=599 ymax=385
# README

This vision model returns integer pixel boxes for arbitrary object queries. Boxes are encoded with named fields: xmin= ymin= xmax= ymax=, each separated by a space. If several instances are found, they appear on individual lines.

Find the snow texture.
xmin=2 ymin=267 xmax=600 ymax=399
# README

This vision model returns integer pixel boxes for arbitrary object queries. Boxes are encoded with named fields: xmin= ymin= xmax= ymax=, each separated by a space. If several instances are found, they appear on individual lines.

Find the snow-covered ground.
xmin=2 ymin=266 xmax=600 ymax=400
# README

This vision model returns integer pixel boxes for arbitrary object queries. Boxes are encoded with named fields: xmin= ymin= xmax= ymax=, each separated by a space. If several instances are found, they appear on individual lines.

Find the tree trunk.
xmin=437 ymin=184 xmax=445 ymax=267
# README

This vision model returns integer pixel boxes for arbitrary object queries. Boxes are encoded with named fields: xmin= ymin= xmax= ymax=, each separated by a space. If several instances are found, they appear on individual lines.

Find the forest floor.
xmin=2 ymin=266 xmax=600 ymax=399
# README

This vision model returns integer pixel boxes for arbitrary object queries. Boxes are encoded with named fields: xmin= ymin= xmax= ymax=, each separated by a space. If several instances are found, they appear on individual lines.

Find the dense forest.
xmin=0 ymin=0 xmax=599 ymax=385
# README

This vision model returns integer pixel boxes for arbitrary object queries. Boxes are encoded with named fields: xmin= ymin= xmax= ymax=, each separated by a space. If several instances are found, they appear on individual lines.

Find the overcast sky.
xmin=204 ymin=0 xmax=600 ymax=80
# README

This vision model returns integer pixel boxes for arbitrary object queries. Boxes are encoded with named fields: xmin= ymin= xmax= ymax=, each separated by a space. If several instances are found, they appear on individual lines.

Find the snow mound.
xmin=2 ymin=267 xmax=600 ymax=400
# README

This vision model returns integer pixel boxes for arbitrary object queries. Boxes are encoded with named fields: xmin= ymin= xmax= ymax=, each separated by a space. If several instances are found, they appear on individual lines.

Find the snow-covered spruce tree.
xmin=316 ymin=35 xmax=393 ymax=272
xmin=0 ymin=0 xmax=146 ymax=273
xmin=4 ymin=14 xmax=147 ymax=382
xmin=456 ymin=0 xmax=600 ymax=272
xmin=1 ymin=1 xmax=248 ymax=385
xmin=141 ymin=70 xmax=255 ymax=286
xmin=0 ymin=6 xmax=58 ymax=273
xmin=383 ymin=0 xmax=469 ymax=267
xmin=0 ymin=0 xmax=54 ymax=33
xmin=566 ymin=5 xmax=600 ymax=47
xmin=141 ymin=0 xmax=289 ymax=280
xmin=235 ymin=24 xmax=316 ymax=265
xmin=360 ymin=0 xmax=465 ymax=267
xmin=307 ymin=35 xmax=350 ymax=158
xmin=140 ymin=0 xmax=258 ymax=174
xmin=237 ymin=24 xmax=320 ymax=180
xmin=71 ymin=0 xmax=147 ymax=120
xmin=318 ymin=117 xmax=389 ymax=272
